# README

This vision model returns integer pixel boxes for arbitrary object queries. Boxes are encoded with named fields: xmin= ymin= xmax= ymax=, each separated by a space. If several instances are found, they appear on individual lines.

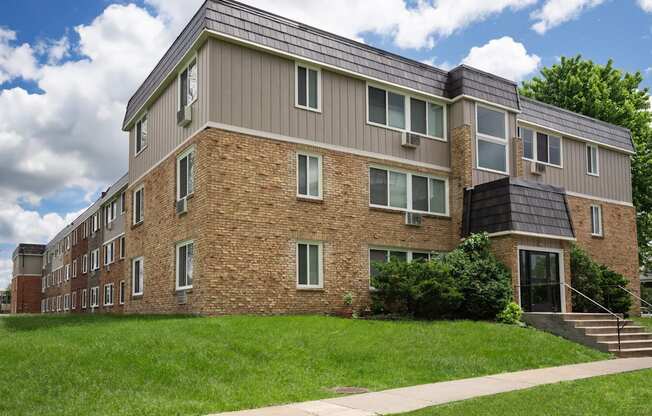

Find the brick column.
xmin=450 ymin=125 xmax=473 ymax=241
xmin=513 ymin=136 xmax=524 ymax=177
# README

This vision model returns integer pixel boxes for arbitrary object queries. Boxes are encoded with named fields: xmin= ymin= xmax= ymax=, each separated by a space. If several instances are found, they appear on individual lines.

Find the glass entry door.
xmin=519 ymin=250 xmax=561 ymax=312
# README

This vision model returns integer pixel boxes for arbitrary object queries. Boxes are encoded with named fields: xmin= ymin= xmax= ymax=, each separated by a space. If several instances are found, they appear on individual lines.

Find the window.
xmin=591 ymin=205 xmax=603 ymax=237
xmin=476 ymin=104 xmax=508 ymax=173
xmin=104 ymin=241 xmax=115 ymax=266
xmin=120 ymin=236 xmax=126 ymax=259
xmin=367 ymin=85 xmax=445 ymax=140
xmin=120 ymin=192 xmax=126 ymax=214
xmin=179 ymin=58 xmax=197 ymax=109
xmin=57 ymin=295 xmax=61 ymax=312
xmin=82 ymin=289 xmax=87 ymax=309
xmin=177 ymin=147 xmax=195 ymax=201
xmin=520 ymin=127 xmax=562 ymax=167
xmin=64 ymin=294 xmax=70 ymax=311
xmin=119 ymin=281 xmax=126 ymax=305
xmin=587 ymin=143 xmax=599 ymax=176
xmin=297 ymin=153 xmax=322 ymax=199
xmin=91 ymin=248 xmax=100 ymax=271
xmin=90 ymin=287 xmax=99 ymax=308
xmin=135 ymin=114 xmax=148 ymax=155
xmin=133 ymin=185 xmax=144 ymax=225
xmin=106 ymin=200 xmax=117 ymax=224
xmin=82 ymin=254 xmax=88 ymax=274
xmin=92 ymin=212 xmax=100 ymax=232
xmin=295 ymin=63 xmax=320 ymax=111
xmin=104 ymin=284 xmax=114 ymax=306
xmin=72 ymin=292 xmax=77 ymax=310
xmin=132 ymin=257 xmax=144 ymax=296
xmin=369 ymin=167 xmax=447 ymax=215
xmin=369 ymin=248 xmax=431 ymax=279
xmin=65 ymin=264 xmax=70 ymax=281
xmin=82 ymin=220 xmax=88 ymax=239
xmin=72 ymin=259 xmax=77 ymax=278
xmin=176 ymin=241 xmax=194 ymax=290
xmin=296 ymin=241 xmax=323 ymax=289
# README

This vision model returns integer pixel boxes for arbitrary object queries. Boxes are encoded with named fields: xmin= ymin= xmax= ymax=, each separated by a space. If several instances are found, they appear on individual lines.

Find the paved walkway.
xmin=209 ymin=357 xmax=652 ymax=416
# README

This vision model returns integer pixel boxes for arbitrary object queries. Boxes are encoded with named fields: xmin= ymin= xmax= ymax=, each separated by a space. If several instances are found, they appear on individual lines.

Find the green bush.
xmin=371 ymin=233 xmax=513 ymax=321
xmin=570 ymin=244 xmax=632 ymax=314
xmin=497 ymin=302 xmax=523 ymax=325
xmin=642 ymin=285 xmax=652 ymax=305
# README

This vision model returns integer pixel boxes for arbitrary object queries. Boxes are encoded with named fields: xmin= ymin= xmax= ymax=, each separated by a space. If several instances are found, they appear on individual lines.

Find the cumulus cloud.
xmin=530 ymin=0 xmax=605 ymax=34
xmin=461 ymin=36 xmax=541 ymax=81
xmin=242 ymin=0 xmax=536 ymax=49
xmin=639 ymin=0 xmax=652 ymax=12
xmin=0 ymin=27 xmax=39 ymax=83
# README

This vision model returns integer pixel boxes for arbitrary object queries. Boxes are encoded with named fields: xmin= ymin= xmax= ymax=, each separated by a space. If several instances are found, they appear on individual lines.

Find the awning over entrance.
xmin=462 ymin=177 xmax=575 ymax=239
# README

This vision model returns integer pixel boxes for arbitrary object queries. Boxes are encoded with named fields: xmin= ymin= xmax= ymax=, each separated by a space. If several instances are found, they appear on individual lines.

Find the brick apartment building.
xmin=12 ymin=0 xmax=639 ymax=316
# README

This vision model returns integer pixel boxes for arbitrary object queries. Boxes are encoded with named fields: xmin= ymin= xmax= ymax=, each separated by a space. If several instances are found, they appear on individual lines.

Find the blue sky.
xmin=0 ymin=0 xmax=651 ymax=287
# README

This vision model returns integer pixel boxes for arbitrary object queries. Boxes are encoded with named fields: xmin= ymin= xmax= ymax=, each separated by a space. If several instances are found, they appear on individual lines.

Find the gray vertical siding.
xmin=129 ymin=41 xmax=211 ymax=184
xmin=208 ymin=38 xmax=451 ymax=169
xmin=522 ymin=136 xmax=632 ymax=203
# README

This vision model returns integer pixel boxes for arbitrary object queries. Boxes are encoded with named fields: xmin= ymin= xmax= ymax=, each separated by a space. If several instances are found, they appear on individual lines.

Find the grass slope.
xmin=0 ymin=315 xmax=607 ymax=416
xmin=401 ymin=369 xmax=652 ymax=416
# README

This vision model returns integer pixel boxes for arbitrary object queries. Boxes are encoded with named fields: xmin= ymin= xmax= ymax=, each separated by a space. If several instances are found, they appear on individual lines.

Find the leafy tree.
xmin=520 ymin=56 xmax=652 ymax=271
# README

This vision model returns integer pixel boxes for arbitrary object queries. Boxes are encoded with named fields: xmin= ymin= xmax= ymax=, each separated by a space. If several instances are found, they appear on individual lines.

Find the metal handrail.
xmin=617 ymin=285 xmax=652 ymax=310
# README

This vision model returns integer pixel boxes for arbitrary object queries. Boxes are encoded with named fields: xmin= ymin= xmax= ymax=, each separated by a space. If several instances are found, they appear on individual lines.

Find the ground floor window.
xmin=132 ymin=257 xmax=144 ymax=296
xmin=369 ymin=248 xmax=431 ymax=279
xmin=119 ymin=281 xmax=125 ymax=305
xmin=63 ymin=294 xmax=70 ymax=311
xmin=591 ymin=205 xmax=603 ymax=237
xmin=90 ymin=287 xmax=99 ymax=308
xmin=82 ymin=289 xmax=87 ymax=309
xmin=104 ymin=284 xmax=114 ymax=306
xmin=176 ymin=241 xmax=194 ymax=290
xmin=297 ymin=241 xmax=323 ymax=289
xmin=72 ymin=292 xmax=77 ymax=310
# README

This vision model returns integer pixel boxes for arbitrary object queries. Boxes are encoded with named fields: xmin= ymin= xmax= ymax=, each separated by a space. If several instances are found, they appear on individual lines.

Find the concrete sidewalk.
xmin=209 ymin=357 xmax=652 ymax=416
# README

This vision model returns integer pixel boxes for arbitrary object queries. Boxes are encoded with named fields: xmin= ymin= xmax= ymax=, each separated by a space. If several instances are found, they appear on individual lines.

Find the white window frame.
xmin=119 ymin=281 xmax=126 ymax=305
xmin=120 ymin=236 xmax=126 ymax=259
xmin=177 ymin=55 xmax=198 ymax=111
xmin=134 ymin=113 xmax=148 ymax=156
xmin=296 ymin=240 xmax=324 ymax=289
xmin=133 ymin=185 xmax=144 ymax=225
xmin=106 ymin=199 xmax=117 ymax=224
xmin=91 ymin=248 xmax=100 ymax=271
xmin=57 ymin=295 xmax=61 ymax=312
xmin=72 ymin=259 xmax=77 ymax=278
xmin=176 ymin=146 xmax=195 ymax=201
xmin=296 ymin=152 xmax=323 ymax=200
xmin=475 ymin=103 xmax=509 ymax=175
xmin=294 ymin=62 xmax=322 ymax=112
xmin=90 ymin=286 xmax=99 ymax=308
xmin=72 ymin=291 xmax=77 ymax=310
xmin=103 ymin=241 xmax=115 ymax=266
xmin=132 ymin=257 xmax=144 ymax=296
xmin=82 ymin=254 xmax=88 ymax=274
xmin=175 ymin=240 xmax=194 ymax=291
xmin=120 ymin=192 xmax=126 ymax=214
xmin=104 ymin=283 xmax=114 ymax=306
xmin=92 ymin=212 xmax=100 ymax=232
xmin=65 ymin=264 xmax=70 ymax=281
xmin=591 ymin=204 xmax=603 ymax=237
xmin=82 ymin=289 xmax=87 ymax=309
xmin=519 ymin=126 xmax=563 ymax=168
xmin=366 ymin=82 xmax=447 ymax=142
xmin=586 ymin=143 xmax=600 ymax=176
xmin=368 ymin=247 xmax=432 ymax=286
xmin=368 ymin=165 xmax=449 ymax=216
xmin=64 ymin=293 xmax=69 ymax=311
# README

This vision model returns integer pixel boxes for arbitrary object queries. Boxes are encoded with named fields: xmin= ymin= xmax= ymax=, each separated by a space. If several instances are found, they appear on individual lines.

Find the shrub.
xmin=570 ymin=244 xmax=632 ymax=314
xmin=371 ymin=233 xmax=513 ymax=321
xmin=497 ymin=302 xmax=523 ymax=325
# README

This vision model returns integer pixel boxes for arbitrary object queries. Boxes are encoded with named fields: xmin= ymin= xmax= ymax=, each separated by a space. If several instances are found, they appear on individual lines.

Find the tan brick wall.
xmin=450 ymin=125 xmax=472 ymax=241
xmin=125 ymin=128 xmax=455 ymax=315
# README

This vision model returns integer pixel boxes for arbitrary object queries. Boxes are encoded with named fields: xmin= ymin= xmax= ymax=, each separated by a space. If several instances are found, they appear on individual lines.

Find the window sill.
xmin=591 ymin=234 xmax=604 ymax=240
xmin=297 ymin=196 xmax=323 ymax=203
xmin=295 ymin=104 xmax=322 ymax=114
xmin=131 ymin=221 xmax=144 ymax=230
xmin=131 ymin=294 xmax=143 ymax=300
xmin=297 ymin=287 xmax=324 ymax=292
xmin=175 ymin=288 xmax=193 ymax=293
xmin=369 ymin=205 xmax=451 ymax=220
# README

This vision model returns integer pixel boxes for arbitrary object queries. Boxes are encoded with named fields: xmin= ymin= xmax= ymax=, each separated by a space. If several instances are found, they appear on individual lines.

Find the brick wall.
xmin=125 ymin=128 xmax=455 ymax=315
xmin=449 ymin=125 xmax=472 ymax=241
xmin=11 ymin=276 xmax=42 ymax=313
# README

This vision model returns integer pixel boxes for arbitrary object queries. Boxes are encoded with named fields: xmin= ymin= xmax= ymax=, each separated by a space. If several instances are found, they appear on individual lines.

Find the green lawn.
xmin=400 ymin=369 xmax=652 ymax=416
xmin=0 ymin=315 xmax=607 ymax=416
xmin=634 ymin=316 xmax=652 ymax=331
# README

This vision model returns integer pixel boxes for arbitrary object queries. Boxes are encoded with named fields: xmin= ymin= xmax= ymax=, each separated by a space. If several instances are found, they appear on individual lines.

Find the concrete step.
xmin=583 ymin=326 xmax=647 ymax=335
xmin=589 ymin=332 xmax=652 ymax=342
xmin=600 ymin=340 xmax=652 ymax=351
xmin=616 ymin=348 xmax=652 ymax=358
xmin=561 ymin=313 xmax=624 ymax=321
xmin=568 ymin=319 xmax=634 ymax=328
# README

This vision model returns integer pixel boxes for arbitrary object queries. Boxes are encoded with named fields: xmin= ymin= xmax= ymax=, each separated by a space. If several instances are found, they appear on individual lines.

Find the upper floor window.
xmin=82 ymin=254 xmax=88 ymax=274
xmin=104 ymin=241 xmax=115 ymax=266
xmin=106 ymin=200 xmax=117 ymax=224
xmin=369 ymin=167 xmax=447 ymax=215
xmin=91 ymin=248 xmax=100 ymax=271
xmin=591 ymin=205 xmax=603 ymax=237
xmin=476 ymin=104 xmax=508 ymax=174
xmin=120 ymin=192 xmax=126 ymax=214
xmin=177 ymin=147 xmax=195 ymax=201
xmin=133 ymin=185 xmax=144 ymax=225
xmin=297 ymin=241 xmax=323 ymax=289
xmin=120 ymin=236 xmax=126 ymax=259
xmin=92 ymin=212 xmax=100 ymax=232
xmin=520 ymin=127 xmax=562 ymax=167
xmin=297 ymin=153 xmax=322 ymax=199
xmin=176 ymin=240 xmax=194 ymax=291
xmin=179 ymin=58 xmax=197 ymax=110
xmin=587 ymin=143 xmax=599 ymax=176
xmin=135 ymin=114 xmax=148 ymax=156
xmin=132 ymin=257 xmax=144 ymax=296
xmin=295 ymin=63 xmax=320 ymax=111
xmin=367 ymin=85 xmax=445 ymax=141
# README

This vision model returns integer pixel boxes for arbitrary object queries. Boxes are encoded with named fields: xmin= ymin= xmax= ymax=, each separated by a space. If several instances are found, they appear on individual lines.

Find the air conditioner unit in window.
xmin=530 ymin=162 xmax=546 ymax=175
xmin=176 ymin=198 xmax=188 ymax=215
xmin=405 ymin=212 xmax=423 ymax=226
xmin=177 ymin=106 xmax=192 ymax=127
xmin=177 ymin=290 xmax=188 ymax=305
xmin=401 ymin=132 xmax=422 ymax=148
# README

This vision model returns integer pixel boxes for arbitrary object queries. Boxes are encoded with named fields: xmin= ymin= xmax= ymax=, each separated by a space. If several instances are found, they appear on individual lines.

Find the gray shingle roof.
xmin=463 ymin=177 xmax=575 ymax=239
xmin=518 ymin=96 xmax=634 ymax=153
xmin=12 ymin=244 xmax=46 ymax=259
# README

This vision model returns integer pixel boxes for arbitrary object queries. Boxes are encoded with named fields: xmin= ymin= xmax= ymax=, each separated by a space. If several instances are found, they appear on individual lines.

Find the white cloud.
xmin=530 ymin=0 xmax=605 ymax=34
xmin=0 ymin=257 xmax=11 ymax=290
xmin=241 ymin=0 xmax=536 ymax=49
xmin=0 ymin=27 xmax=39 ymax=83
xmin=461 ymin=36 xmax=541 ymax=81
xmin=639 ymin=0 xmax=652 ymax=12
